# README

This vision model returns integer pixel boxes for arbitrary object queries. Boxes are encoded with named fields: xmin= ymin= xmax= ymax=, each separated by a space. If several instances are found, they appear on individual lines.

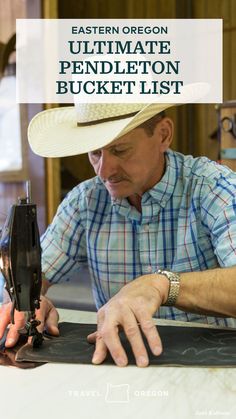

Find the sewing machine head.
xmin=0 ymin=181 xmax=43 ymax=347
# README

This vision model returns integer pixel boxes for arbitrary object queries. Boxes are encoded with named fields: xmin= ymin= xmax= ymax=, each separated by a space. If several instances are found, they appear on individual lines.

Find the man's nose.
xmin=97 ymin=150 xmax=118 ymax=180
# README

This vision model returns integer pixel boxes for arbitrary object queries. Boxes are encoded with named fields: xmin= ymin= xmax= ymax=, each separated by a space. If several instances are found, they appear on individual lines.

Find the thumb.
xmin=45 ymin=307 xmax=60 ymax=336
xmin=0 ymin=303 xmax=12 ymax=339
xmin=87 ymin=331 xmax=97 ymax=343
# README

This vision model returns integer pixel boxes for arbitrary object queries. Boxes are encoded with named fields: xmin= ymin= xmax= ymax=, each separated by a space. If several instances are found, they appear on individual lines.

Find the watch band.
xmin=156 ymin=269 xmax=180 ymax=306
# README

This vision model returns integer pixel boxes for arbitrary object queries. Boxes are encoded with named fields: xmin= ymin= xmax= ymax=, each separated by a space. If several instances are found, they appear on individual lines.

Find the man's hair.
xmin=139 ymin=111 xmax=166 ymax=137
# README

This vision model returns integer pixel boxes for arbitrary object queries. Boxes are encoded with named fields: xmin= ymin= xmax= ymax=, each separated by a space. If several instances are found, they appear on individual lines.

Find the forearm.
xmin=174 ymin=266 xmax=236 ymax=318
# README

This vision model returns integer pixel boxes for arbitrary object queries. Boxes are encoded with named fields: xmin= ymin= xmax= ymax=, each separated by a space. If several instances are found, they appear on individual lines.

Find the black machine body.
xmin=0 ymin=186 xmax=43 ymax=347
xmin=0 ymin=200 xmax=42 ymax=312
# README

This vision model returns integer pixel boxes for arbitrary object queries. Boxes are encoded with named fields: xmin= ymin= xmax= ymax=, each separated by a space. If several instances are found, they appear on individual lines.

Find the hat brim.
xmin=28 ymin=82 xmax=209 ymax=158
xmin=28 ymin=103 xmax=172 ymax=158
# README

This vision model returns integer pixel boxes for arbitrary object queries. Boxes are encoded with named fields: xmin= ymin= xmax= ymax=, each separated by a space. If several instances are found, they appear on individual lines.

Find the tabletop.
xmin=0 ymin=309 xmax=236 ymax=419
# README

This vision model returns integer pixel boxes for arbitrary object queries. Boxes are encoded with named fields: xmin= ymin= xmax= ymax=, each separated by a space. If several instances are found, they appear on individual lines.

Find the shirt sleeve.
xmin=41 ymin=186 xmax=88 ymax=283
xmin=200 ymin=170 xmax=236 ymax=267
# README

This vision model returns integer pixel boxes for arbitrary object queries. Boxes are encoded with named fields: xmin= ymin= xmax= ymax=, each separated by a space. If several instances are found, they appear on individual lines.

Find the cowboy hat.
xmin=28 ymin=102 xmax=174 ymax=158
xmin=28 ymin=83 xmax=209 ymax=158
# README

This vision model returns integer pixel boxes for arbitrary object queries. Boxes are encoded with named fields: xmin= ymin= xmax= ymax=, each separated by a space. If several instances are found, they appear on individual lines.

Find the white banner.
xmin=16 ymin=19 xmax=222 ymax=104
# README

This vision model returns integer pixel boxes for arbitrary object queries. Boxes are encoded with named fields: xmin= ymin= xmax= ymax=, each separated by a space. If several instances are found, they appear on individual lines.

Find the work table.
xmin=0 ymin=309 xmax=235 ymax=419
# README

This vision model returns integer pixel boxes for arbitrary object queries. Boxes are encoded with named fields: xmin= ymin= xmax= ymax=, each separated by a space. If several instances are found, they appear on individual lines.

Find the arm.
xmin=176 ymin=266 xmax=236 ymax=317
xmin=88 ymin=266 xmax=236 ymax=367
xmin=40 ymin=185 xmax=87 ymax=284
xmin=88 ymin=165 xmax=236 ymax=366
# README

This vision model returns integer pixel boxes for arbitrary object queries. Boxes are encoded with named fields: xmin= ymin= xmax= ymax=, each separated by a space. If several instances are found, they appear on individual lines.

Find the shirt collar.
xmin=95 ymin=149 xmax=178 ymax=222
xmin=143 ymin=149 xmax=178 ymax=208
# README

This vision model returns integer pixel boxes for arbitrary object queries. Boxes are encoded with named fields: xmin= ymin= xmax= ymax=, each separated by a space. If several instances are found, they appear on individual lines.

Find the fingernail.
xmin=92 ymin=354 xmax=101 ymax=364
xmin=50 ymin=326 xmax=59 ymax=336
xmin=6 ymin=338 xmax=14 ymax=345
xmin=116 ymin=357 xmax=127 ymax=367
xmin=137 ymin=356 xmax=148 ymax=367
xmin=153 ymin=346 xmax=162 ymax=355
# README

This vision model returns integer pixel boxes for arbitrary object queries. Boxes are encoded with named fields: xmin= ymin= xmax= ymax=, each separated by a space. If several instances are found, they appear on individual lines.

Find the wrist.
xmin=150 ymin=273 xmax=170 ymax=305
xmin=155 ymin=270 xmax=181 ymax=306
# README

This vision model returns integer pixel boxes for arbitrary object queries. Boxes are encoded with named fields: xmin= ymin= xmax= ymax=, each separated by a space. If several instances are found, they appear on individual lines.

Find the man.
xmin=1 ymin=102 xmax=236 ymax=367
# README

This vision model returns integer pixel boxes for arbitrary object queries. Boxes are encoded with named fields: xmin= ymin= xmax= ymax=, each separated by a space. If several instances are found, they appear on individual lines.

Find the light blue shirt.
xmin=41 ymin=150 xmax=236 ymax=327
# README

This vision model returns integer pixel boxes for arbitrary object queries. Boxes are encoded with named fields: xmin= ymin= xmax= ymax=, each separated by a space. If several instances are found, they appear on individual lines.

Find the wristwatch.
xmin=156 ymin=269 xmax=180 ymax=306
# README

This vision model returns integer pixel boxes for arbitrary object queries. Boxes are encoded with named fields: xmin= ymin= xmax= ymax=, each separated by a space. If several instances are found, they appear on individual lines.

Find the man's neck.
xmin=128 ymin=194 xmax=142 ymax=212
xmin=126 ymin=154 xmax=167 ymax=212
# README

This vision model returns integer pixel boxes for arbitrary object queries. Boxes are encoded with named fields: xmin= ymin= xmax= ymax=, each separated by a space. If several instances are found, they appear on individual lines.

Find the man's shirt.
xmin=41 ymin=150 xmax=236 ymax=327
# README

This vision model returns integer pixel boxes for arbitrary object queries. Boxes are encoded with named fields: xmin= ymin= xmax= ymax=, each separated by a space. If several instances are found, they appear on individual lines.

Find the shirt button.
xmin=143 ymin=224 xmax=149 ymax=232
xmin=147 ymin=265 xmax=152 ymax=273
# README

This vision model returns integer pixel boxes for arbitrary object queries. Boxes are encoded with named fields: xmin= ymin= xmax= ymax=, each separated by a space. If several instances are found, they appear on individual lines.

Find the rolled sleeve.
xmin=211 ymin=199 xmax=236 ymax=266
xmin=201 ymin=171 xmax=236 ymax=267
xmin=41 ymin=187 xmax=87 ymax=283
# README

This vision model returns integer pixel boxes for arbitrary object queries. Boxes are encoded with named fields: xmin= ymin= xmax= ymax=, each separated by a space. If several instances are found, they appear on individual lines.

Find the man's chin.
xmin=105 ymin=185 xmax=129 ymax=199
xmin=108 ymin=190 xmax=128 ymax=199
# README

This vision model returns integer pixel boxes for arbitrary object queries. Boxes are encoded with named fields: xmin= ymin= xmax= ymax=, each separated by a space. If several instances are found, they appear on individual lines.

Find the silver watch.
xmin=156 ymin=269 xmax=180 ymax=306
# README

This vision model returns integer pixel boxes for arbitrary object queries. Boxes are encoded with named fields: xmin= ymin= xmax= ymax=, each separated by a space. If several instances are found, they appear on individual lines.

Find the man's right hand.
xmin=0 ymin=295 xmax=59 ymax=347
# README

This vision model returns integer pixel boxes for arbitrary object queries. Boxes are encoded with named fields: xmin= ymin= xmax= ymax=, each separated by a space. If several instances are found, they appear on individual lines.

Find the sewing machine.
xmin=0 ymin=181 xmax=43 ymax=347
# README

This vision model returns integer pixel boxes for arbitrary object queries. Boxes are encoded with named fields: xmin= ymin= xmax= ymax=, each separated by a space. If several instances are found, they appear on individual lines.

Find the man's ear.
xmin=156 ymin=117 xmax=174 ymax=151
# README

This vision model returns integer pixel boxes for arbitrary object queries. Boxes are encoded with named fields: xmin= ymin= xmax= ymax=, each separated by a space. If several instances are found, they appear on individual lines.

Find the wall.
xmin=0 ymin=0 xmax=46 ymax=234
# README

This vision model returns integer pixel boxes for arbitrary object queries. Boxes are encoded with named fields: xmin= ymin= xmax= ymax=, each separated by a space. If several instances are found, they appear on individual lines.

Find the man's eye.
xmin=113 ymin=148 xmax=129 ymax=155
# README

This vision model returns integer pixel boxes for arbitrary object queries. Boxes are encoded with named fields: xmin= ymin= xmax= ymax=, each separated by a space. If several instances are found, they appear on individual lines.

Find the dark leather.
xmin=0 ymin=335 xmax=44 ymax=369
xmin=16 ymin=322 xmax=236 ymax=367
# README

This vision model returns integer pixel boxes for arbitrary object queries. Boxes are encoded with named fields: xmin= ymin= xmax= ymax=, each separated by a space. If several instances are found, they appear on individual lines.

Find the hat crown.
xmin=75 ymin=103 xmax=144 ymax=123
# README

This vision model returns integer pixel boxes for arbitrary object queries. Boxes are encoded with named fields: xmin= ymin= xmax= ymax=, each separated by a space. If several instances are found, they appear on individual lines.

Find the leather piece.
xmin=0 ymin=335 xmax=44 ymax=369
xmin=15 ymin=322 xmax=236 ymax=367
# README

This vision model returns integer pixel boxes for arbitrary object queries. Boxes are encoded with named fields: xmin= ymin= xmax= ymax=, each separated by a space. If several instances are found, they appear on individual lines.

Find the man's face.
xmin=88 ymin=117 xmax=173 ymax=200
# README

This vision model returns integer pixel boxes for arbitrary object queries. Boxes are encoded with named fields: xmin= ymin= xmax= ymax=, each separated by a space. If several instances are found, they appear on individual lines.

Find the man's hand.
xmin=0 ymin=295 xmax=59 ymax=347
xmin=87 ymin=274 xmax=169 ymax=367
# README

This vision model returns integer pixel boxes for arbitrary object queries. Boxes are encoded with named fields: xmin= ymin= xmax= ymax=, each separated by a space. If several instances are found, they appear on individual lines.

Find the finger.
xmin=44 ymin=307 xmax=59 ymax=336
xmin=91 ymin=334 xmax=108 ymax=365
xmin=122 ymin=310 xmax=149 ymax=367
xmin=87 ymin=331 xmax=97 ymax=343
xmin=5 ymin=311 xmax=26 ymax=347
xmin=0 ymin=303 xmax=12 ymax=339
xmin=94 ymin=308 xmax=128 ymax=367
xmin=87 ymin=330 xmax=108 ymax=363
xmin=34 ymin=296 xmax=57 ymax=333
xmin=98 ymin=321 xmax=128 ymax=367
xmin=136 ymin=310 xmax=162 ymax=356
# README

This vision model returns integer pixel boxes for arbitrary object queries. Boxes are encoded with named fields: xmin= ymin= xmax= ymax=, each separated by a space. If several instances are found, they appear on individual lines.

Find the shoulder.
xmin=170 ymin=149 xmax=236 ymax=193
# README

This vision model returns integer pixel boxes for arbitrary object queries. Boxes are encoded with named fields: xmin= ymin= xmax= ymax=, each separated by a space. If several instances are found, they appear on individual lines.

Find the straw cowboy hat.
xmin=28 ymin=102 xmax=174 ymax=158
xmin=28 ymin=83 xmax=208 ymax=158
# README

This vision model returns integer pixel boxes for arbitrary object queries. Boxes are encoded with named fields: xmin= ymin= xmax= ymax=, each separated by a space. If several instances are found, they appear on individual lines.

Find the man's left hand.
xmin=87 ymin=274 xmax=169 ymax=367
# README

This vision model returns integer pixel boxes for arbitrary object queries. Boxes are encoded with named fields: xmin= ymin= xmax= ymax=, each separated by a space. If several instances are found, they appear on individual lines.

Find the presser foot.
xmin=18 ymin=318 xmax=43 ymax=348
